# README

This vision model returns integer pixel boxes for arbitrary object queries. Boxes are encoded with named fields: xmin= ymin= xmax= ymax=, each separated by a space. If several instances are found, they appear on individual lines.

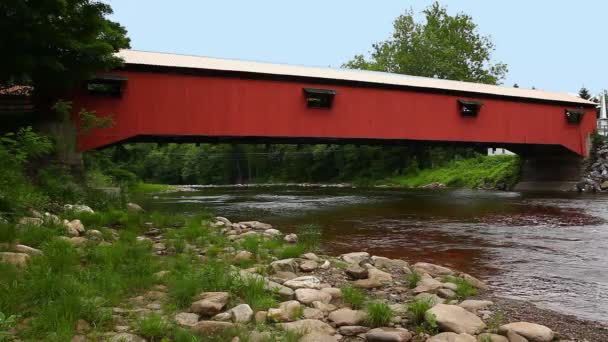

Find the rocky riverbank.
xmin=2 ymin=209 xmax=607 ymax=341
xmin=577 ymin=140 xmax=608 ymax=192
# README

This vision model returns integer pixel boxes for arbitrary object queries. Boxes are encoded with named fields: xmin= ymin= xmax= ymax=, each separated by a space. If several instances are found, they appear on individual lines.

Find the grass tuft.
xmin=136 ymin=314 xmax=171 ymax=341
xmin=405 ymin=270 xmax=422 ymax=289
xmin=365 ymin=301 xmax=394 ymax=327
xmin=340 ymin=285 xmax=368 ymax=309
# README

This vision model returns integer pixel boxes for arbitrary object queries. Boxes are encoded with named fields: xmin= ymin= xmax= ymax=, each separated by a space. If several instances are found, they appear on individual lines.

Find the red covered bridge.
xmin=73 ymin=50 xmax=597 ymax=189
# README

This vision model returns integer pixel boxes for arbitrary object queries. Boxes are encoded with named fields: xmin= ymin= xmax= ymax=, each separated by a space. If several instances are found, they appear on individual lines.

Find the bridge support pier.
xmin=513 ymin=147 xmax=586 ymax=192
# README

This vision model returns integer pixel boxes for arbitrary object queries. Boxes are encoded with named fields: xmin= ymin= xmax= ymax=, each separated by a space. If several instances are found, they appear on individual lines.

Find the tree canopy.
xmin=343 ymin=2 xmax=507 ymax=85
xmin=0 ymin=0 xmax=130 ymax=98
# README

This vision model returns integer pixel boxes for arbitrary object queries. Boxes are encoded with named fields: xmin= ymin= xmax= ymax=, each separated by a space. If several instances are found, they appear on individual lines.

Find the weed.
xmin=277 ymin=244 xmax=306 ymax=259
xmin=365 ymin=301 xmax=394 ymax=327
xmin=485 ymin=311 xmax=505 ymax=333
xmin=406 ymin=270 xmax=422 ymax=289
xmin=0 ymin=223 xmax=16 ymax=244
xmin=341 ymin=285 xmax=368 ymax=309
xmin=136 ymin=314 xmax=171 ymax=341
xmin=172 ymin=327 xmax=202 ymax=342
xmin=0 ymin=311 xmax=18 ymax=342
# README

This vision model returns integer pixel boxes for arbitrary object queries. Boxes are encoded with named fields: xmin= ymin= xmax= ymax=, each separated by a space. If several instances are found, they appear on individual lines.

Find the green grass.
xmin=136 ymin=314 xmax=171 ymax=341
xmin=131 ymin=183 xmax=175 ymax=194
xmin=386 ymin=155 xmax=521 ymax=189
xmin=485 ymin=311 xmax=505 ymax=334
xmin=235 ymin=276 xmax=278 ymax=311
xmin=442 ymin=276 xmax=479 ymax=299
xmin=277 ymin=244 xmax=306 ymax=259
xmin=365 ymin=301 xmax=394 ymax=327
xmin=341 ymin=285 xmax=368 ymax=309
xmin=407 ymin=297 xmax=434 ymax=326
xmin=296 ymin=223 xmax=322 ymax=251
xmin=405 ymin=270 xmax=422 ymax=289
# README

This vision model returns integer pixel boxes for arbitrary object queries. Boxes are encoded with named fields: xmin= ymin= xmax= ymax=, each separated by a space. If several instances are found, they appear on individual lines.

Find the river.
xmin=137 ymin=186 xmax=608 ymax=323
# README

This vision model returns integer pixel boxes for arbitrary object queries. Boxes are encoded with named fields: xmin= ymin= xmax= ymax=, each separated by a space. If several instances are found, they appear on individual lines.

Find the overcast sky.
xmin=107 ymin=0 xmax=606 ymax=95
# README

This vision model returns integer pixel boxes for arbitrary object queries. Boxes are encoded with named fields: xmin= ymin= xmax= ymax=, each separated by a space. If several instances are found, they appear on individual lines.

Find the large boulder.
xmin=341 ymin=252 xmax=370 ymax=265
xmin=427 ymin=304 xmax=485 ymax=335
xmin=271 ymin=259 xmax=298 ymax=273
xmin=127 ymin=202 xmax=144 ymax=212
xmin=345 ymin=264 xmax=368 ymax=280
xmin=413 ymin=262 xmax=454 ymax=277
xmin=413 ymin=276 xmax=443 ymax=294
xmin=190 ymin=321 xmax=234 ymax=335
xmin=13 ymin=244 xmax=42 ymax=256
xmin=175 ymin=312 xmax=200 ymax=327
xmin=190 ymin=292 xmax=230 ymax=316
xmin=299 ymin=259 xmax=318 ymax=272
xmin=295 ymin=289 xmax=332 ymax=305
xmin=365 ymin=327 xmax=412 ymax=342
xmin=477 ymin=333 xmax=509 ymax=342
xmin=499 ymin=322 xmax=555 ymax=342
xmin=459 ymin=273 xmax=488 ymax=290
xmin=65 ymin=219 xmax=85 ymax=236
xmin=0 ymin=252 xmax=30 ymax=267
xmin=458 ymin=300 xmax=493 ymax=314
xmin=427 ymin=332 xmax=476 ymax=342
xmin=284 ymin=276 xmax=322 ymax=289
xmin=267 ymin=300 xmax=302 ymax=322
xmin=64 ymin=204 xmax=94 ymax=214
xmin=279 ymin=319 xmax=335 ymax=335
xmin=18 ymin=217 xmax=43 ymax=227
xmin=230 ymin=304 xmax=253 ymax=323
xmin=353 ymin=265 xmax=392 ymax=289
xmin=300 ymin=331 xmax=339 ymax=342
xmin=372 ymin=256 xmax=409 ymax=269
xmin=327 ymin=308 xmax=367 ymax=326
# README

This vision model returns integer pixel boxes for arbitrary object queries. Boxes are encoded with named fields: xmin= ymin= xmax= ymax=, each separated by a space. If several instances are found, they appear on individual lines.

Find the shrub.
xmin=341 ymin=285 xmax=367 ymax=309
xmin=365 ymin=301 xmax=394 ymax=327
xmin=405 ymin=270 xmax=422 ymax=289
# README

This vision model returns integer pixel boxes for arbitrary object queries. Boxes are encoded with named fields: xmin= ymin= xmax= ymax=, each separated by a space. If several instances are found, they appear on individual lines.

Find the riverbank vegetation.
xmin=384 ymin=155 xmax=521 ymax=190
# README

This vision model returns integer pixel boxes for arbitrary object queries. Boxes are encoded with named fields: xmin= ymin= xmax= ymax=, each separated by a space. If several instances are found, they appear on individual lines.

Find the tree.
xmin=578 ymin=87 xmax=592 ymax=100
xmin=343 ymin=2 xmax=507 ymax=85
xmin=513 ymin=83 xmax=520 ymax=88
xmin=0 ymin=0 xmax=130 ymax=99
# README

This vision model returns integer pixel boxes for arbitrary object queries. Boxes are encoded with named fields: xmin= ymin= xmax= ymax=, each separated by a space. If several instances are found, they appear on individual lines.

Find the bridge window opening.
xmin=565 ymin=109 xmax=584 ymax=124
xmin=458 ymin=99 xmax=483 ymax=117
xmin=304 ymin=88 xmax=336 ymax=109
xmin=85 ymin=74 xmax=127 ymax=97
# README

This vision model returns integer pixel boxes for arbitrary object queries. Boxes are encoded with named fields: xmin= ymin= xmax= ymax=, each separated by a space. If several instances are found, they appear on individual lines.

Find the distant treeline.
xmin=84 ymin=143 xmax=480 ymax=185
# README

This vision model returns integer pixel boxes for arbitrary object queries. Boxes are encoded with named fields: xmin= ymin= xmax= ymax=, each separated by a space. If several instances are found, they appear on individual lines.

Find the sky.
xmin=107 ymin=0 xmax=606 ymax=95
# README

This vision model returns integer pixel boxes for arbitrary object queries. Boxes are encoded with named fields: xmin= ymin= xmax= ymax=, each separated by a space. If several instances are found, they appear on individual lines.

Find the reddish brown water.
xmin=141 ymin=187 xmax=608 ymax=323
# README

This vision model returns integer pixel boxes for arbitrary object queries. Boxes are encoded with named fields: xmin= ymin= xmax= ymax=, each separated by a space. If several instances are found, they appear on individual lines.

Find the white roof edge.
xmin=117 ymin=50 xmax=594 ymax=106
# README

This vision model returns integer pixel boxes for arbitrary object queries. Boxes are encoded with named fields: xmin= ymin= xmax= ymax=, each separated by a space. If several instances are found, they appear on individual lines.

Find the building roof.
xmin=118 ymin=50 xmax=594 ymax=106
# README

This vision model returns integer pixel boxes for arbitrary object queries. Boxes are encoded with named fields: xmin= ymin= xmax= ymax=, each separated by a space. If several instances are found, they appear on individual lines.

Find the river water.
xmin=138 ymin=186 xmax=608 ymax=323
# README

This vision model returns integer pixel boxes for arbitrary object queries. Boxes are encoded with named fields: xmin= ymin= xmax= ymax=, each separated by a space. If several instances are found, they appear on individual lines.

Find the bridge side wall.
xmin=73 ymin=70 xmax=596 ymax=156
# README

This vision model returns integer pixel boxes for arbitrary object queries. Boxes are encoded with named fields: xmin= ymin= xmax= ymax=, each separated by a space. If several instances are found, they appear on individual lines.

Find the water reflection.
xmin=137 ymin=187 xmax=608 ymax=323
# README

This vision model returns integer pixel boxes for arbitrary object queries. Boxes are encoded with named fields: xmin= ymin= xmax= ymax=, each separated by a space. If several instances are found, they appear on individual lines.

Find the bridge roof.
xmin=118 ymin=50 xmax=594 ymax=107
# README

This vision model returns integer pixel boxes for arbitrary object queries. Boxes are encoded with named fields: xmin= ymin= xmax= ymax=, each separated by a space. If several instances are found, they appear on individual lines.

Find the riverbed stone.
xmin=296 ymin=288 xmax=332 ymax=305
xmin=499 ymin=322 xmax=554 ymax=342
xmin=365 ymin=327 xmax=412 ymax=342
xmin=459 ymin=273 xmax=487 ymax=290
xmin=127 ymin=202 xmax=144 ymax=212
xmin=312 ymin=301 xmax=337 ymax=313
xmin=215 ymin=216 xmax=231 ymax=225
xmin=268 ymin=300 xmax=302 ymax=322
xmin=301 ymin=332 xmax=339 ymax=342
xmin=190 ymin=292 xmax=229 ymax=316
xmin=279 ymin=319 xmax=335 ymax=335
xmin=64 ymin=204 xmax=94 ymax=214
xmin=18 ymin=217 xmax=43 ymax=227
xmin=415 ymin=293 xmax=443 ymax=306
xmin=0 ymin=252 xmax=30 ymax=267
xmin=428 ymin=332 xmax=476 ymax=342
xmin=13 ymin=244 xmax=42 ymax=256
xmin=372 ymin=256 xmax=409 ymax=270
xmin=264 ymin=228 xmax=282 ymax=237
xmin=302 ymin=252 xmax=320 ymax=261
xmin=303 ymin=307 xmax=324 ymax=320
xmin=341 ymin=252 xmax=370 ymax=265
xmin=191 ymin=321 xmax=234 ymax=335
xmin=284 ymin=233 xmax=298 ymax=243
xmin=66 ymin=219 xmax=85 ymax=236
xmin=234 ymin=250 xmax=253 ymax=263
xmin=108 ymin=333 xmax=145 ymax=342
xmin=458 ymin=300 xmax=493 ymax=313
xmin=230 ymin=304 xmax=254 ymax=323
xmin=338 ymin=325 xmax=369 ymax=336
xmin=284 ymin=276 xmax=322 ymax=289
xmin=299 ymin=259 xmax=319 ymax=272
xmin=437 ymin=288 xmax=456 ymax=299
xmin=321 ymin=287 xmax=342 ymax=299
xmin=427 ymin=304 xmax=486 ymax=334
xmin=271 ymin=258 xmax=297 ymax=273
xmin=175 ymin=312 xmax=200 ymax=327
xmin=328 ymin=308 xmax=367 ymax=326
xmin=353 ymin=265 xmax=392 ymax=288
xmin=413 ymin=262 xmax=454 ymax=277
xmin=345 ymin=264 xmax=368 ymax=279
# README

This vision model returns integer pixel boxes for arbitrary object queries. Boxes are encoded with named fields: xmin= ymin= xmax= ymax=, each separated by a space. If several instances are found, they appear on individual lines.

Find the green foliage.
xmin=77 ymin=108 xmax=115 ymax=135
xmin=365 ymin=301 xmax=394 ymax=328
xmin=136 ymin=314 xmax=171 ymax=341
xmin=444 ymin=276 xmax=479 ymax=299
xmin=344 ymin=1 xmax=507 ymax=85
xmin=388 ymin=155 xmax=521 ymax=189
xmin=341 ymin=285 xmax=368 ymax=309
xmin=406 ymin=270 xmax=422 ymax=289
xmin=277 ymin=244 xmax=306 ymax=259
xmin=0 ymin=223 xmax=16 ymax=244
xmin=0 ymin=311 xmax=18 ymax=342
xmin=235 ymin=276 xmax=278 ymax=311
xmin=0 ymin=0 xmax=130 ymax=97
